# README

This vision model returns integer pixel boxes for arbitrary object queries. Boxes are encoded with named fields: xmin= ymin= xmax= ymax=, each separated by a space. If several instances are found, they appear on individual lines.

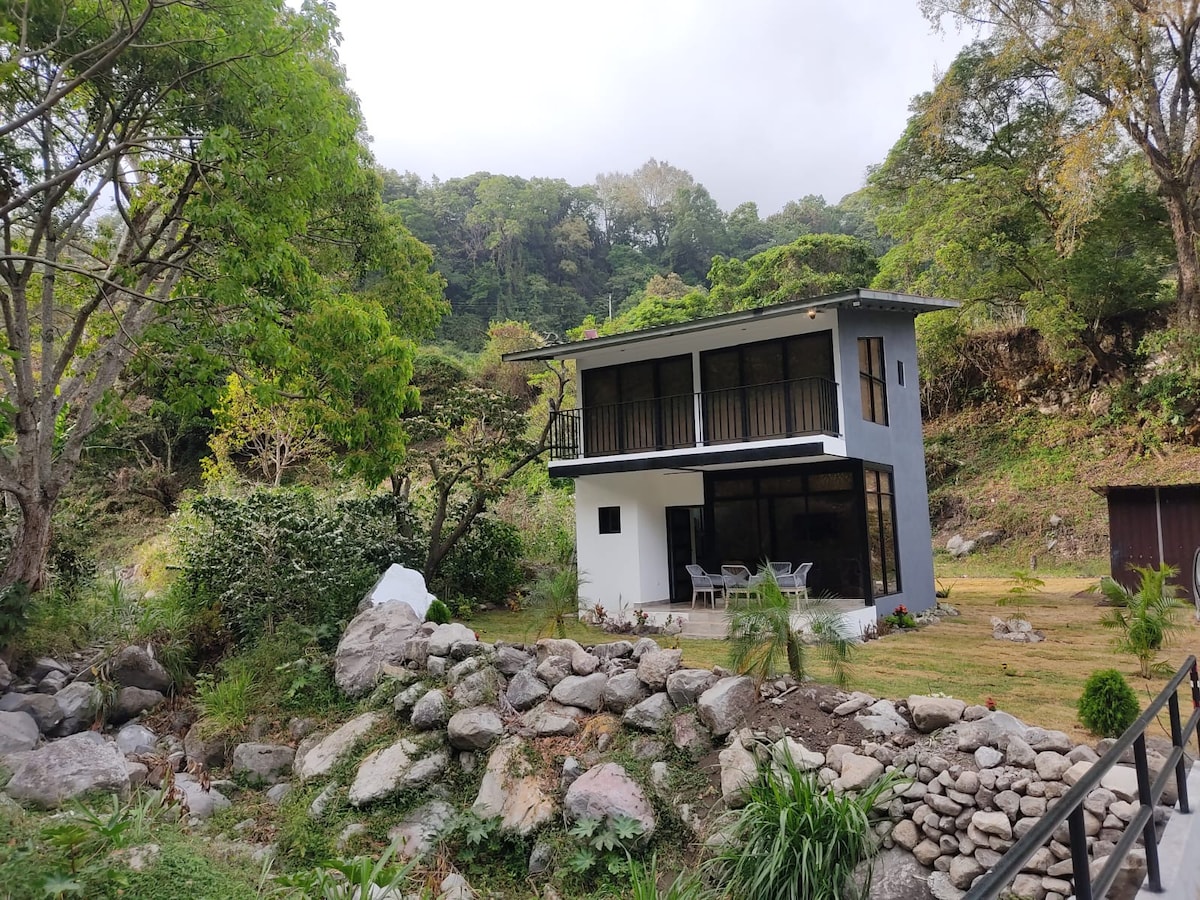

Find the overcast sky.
xmin=332 ymin=1 xmax=971 ymax=215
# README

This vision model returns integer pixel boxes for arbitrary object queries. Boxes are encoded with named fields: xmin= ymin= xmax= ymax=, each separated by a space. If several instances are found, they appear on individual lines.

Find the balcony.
xmin=548 ymin=377 xmax=839 ymax=461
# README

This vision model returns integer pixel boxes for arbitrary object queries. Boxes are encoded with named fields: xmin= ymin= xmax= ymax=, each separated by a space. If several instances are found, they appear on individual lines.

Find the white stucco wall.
xmin=575 ymin=470 xmax=703 ymax=614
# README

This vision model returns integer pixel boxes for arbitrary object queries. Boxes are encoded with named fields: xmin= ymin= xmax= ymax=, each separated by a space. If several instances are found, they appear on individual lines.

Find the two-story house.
xmin=504 ymin=288 xmax=956 ymax=626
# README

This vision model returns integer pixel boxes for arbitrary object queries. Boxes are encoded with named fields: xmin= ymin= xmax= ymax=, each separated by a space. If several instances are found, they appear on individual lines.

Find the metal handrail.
xmin=964 ymin=656 xmax=1200 ymax=900
xmin=547 ymin=376 xmax=839 ymax=461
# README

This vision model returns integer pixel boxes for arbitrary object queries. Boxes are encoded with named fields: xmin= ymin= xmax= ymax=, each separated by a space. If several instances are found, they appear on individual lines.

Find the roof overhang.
xmin=1090 ymin=483 xmax=1200 ymax=496
xmin=502 ymin=289 xmax=959 ymax=362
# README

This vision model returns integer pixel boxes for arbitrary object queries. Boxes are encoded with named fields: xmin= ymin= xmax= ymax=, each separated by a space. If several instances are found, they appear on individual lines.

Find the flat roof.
xmin=1091 ymin=483 xmax=1200 ymax=496
xmin=502 ymin=288 xmax=960 ymax=362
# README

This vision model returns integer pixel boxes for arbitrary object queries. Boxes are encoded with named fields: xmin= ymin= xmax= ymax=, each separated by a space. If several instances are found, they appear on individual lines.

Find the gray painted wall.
xmin=838 ymin=308 xmax=936 ymax=615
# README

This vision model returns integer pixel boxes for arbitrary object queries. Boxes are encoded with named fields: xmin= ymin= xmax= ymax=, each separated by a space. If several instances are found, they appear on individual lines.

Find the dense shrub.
xmin=426 ymin=598 xmax=452 ymax=624
xmin=435 ymin=514 xmax=525 ymax=605
xmin=177 ymin=488 xmax=422 ymax=645
xmin=1078 ymin=668 xmax=1140 ymax=737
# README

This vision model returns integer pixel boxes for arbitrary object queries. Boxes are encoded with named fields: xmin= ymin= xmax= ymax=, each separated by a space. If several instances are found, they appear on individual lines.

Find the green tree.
xmin=921 ymin=1 xmax=1200 ymax=329
xmin=1097 ymin=564 xmax=1189 ymax=678
xmin=0 ymin=0 xmax=439 ymax=591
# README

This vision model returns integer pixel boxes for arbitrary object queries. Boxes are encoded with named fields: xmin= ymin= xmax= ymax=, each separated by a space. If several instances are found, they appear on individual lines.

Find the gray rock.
xmin=550 ymin=673 xmax=608 ymax=712
xmin=494 ymin=646 xmax=532 ymax=676
xmin=0 ymin=710 xmax=39 ymax=755
xmin=950 ymin=855 xmax=984 ymax=890
xmin=404 ymin=749 xmax=449 ymax=790
xmin=972 ymin=810 xmax=1013 ymax=840
xmin=427 ymin=622 xmax=477 ymax=658
xmin=232 ymin=743 xmax=294 ymax=786
xmin=388 ymin=799 xmax=457 ymax=860
xmin=908 ymin=696 xmax=966 ymax=733
xmin=296 ymin=712 xmax=381 ymax=781
xmin=534 ymin=638 xmax=583 ymax=663
xmin=308 ymin=782 xmax=339 ymax=819
xmin=570 ymin=648 xmax=600 ymax=676
xmin=184 ymin=723 xmax=230 ymax=770
xmin=528 ymin=842 xmax=554 ymax=876
xmin=349 ymin=738 xmax=419 ymax=806
xmin=0 ymin=692 xmax=63 ymax=734
xmin=174 ymin=772 xmax=230 ymax=820
xmin=891 ymin=819 xmax=920 ymax=851
xmin=109 ymin=687 xmax=165 ymax=725
xmin=561 ymin=756 xmax=584 ymax=792
xmin=835 ymin=753 xmax=884 ymax=791
xmin=412 ymin=691 xmax=451 ymax=734
xmin=109 ymin=645 xmax=172 ymax=693
xmin=535 ymin=655 xmax=572 ymax=686
xmin=856 ymin=699 xmax=910 ymax=736
xmin=521 ymin=702 xmax=581 ymax=737
xmin=974 ymin=746 xmax=1004 ymax=769
xmin=636 ymin=649 xmax=682 ymax=690
xmin=35 ymin=669 xmax=67 ymax=694
xmin=448 ymin=707 xmax=504 ymax=750
xmin=697 ymin=676 xmax=756 ymax=737
xmin=334 ymin=601 xmax=423 ymax=697
xmin=928 ymin=871 xmax=965 ymax=900
xmin=472 ymin=736 xmax=556 ymax=834
xmin=563 ymin=762 xmax=656 ymax=836
xmin=266 ymin=783 xmax=293 ymax=805
xmin=593 ymin=641 xmax=633 ymax=661
xmin=631 ymin=637 xmax=660 ymax=659
xmin=506 ymin=671 xmax=549 ymax=711
xmin=452 ymin=668 xmax=501 ymax=708
xmin=671 ymin=711 xmax=711 ymax=757
xmin=1034 ymin=751 xmax=1070 ymax=781
xmin=426 ymin=655 xmax=447 ymax=678
xmin=116 ymin=724 xmax=158 ymax=756
xmin=4 ymin=732 xmax=129 ymax=807
xmin=1006 ymin=735 xmax=1037 ymax=768
xmin=393 ymin=681 xmax=428 ymax=716
xmin=867 ymin=847 xmax=934 ymax=900
xmin=719 ymin=738 xmax=759 ymax=807
xmin=1025 ymin=727 xmax=1072 ymax=753
xmin=913 ymin=838 xmax=942 ymax=866
xmin=623 ymin=693 xmax=674 ymax=732
xmin=49 ymin=682 xmax=100 ymax=736
xmin=955 ymin=711 xmax=1028 ymax=751
xmin=603 ymin=671 xmax=649 ymax=713
xmin=0 ymin=659 xmax=11 ymax=691
xmin=832 ymin=692 xmax=876 ymax=716
xmin=665 ymin=669 xmax=717 ymax=708
xmin=447 ymin=655 xmax=485 ymax=685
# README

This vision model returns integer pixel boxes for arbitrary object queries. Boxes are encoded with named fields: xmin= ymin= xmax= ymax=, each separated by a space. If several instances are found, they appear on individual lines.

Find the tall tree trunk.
xmin=1163 ymin=190 xmax=1200 ymax=328
xmin=1 ymin=493 xmax=54 ymax=591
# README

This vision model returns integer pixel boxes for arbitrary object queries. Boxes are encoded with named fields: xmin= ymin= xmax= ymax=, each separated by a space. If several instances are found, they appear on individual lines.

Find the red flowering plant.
xmin=882 ymin=604 xmax=917 ymax=630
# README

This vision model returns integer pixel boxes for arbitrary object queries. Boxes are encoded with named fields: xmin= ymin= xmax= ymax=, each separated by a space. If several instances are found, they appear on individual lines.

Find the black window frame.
xmin=858 ymin=337 xmax=889 ymax=426
xmin=864 ymin=466 xmax=901 ymax=597
xmin=598 ymin=506 xmax=621 ymax=534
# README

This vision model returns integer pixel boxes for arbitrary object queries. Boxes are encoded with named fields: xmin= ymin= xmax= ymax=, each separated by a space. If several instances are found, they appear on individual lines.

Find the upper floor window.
xmin=858 ymin=337 xmax=888 ymax=426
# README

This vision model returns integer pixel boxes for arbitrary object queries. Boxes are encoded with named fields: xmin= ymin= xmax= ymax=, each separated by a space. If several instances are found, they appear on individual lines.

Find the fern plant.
xmin=527 ymin=564 xmax=585 ymax=639
xmin=727 ymin=574 xmax=853 ymax=686
xmin=1097 ymin=564 xmax=1188 ymax=678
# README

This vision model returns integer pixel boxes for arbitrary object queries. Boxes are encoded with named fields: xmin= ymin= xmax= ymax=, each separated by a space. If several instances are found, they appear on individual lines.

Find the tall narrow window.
xmin=858 ymin=337 xmax=888 ymax=426
xmin=864 ymin=468 xmax=900 ymax=598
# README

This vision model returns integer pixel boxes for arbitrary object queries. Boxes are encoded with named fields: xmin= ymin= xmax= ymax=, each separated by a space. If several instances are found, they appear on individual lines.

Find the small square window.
xmin=897 ymin=359 xmax=906 ymax=387
xmin=598 ymin=506 xmax=621 ymax=534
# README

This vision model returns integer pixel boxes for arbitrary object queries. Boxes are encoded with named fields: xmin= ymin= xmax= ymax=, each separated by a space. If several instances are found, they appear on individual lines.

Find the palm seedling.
xmin=726 ymin=573 xmax=854 ymax=686
xmin=1097 ymin=563 xmax=1188 ymax=678
xmin=527 ymin=563 xmax=585 ymax=639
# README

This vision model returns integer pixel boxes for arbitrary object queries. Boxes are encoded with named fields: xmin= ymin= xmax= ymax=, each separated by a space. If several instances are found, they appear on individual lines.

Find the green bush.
xmin=177 ymin=488 xmax=422 ymax=645
xmin=710 ymin=753 xmax=897 ymax=900
xmin=436 ymin=514 xmax=525 ymax=605
xmin=1078 ymin=669 xmax=1140 ymax=737
xmin=426 ymin=598 xmax=452 ymax=624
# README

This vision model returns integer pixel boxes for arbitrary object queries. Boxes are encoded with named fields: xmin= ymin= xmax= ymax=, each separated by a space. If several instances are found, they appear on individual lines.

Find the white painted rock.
xmin=361 ymin=563 xmax=437 ymax=620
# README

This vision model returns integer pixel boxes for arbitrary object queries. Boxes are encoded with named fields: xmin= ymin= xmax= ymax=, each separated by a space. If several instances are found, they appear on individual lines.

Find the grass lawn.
xmin=471 ymin=576 xmax=1200 ymax=742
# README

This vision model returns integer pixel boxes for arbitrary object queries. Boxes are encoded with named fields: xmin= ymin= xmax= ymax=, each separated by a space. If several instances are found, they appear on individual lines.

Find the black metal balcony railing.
xmin=548 ymin=376 xmax=839 ymax=461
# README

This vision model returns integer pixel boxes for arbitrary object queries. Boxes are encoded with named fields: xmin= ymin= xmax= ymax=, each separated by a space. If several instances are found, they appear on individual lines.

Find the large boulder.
xmin=472 ymin=737 xmax=556 ymax=834
xmin=0 ymin=692 xmax=63 ymax=734
xmin=109 ymin=645 xmax=172 ymax=693
xmin=535 ymin=638 xmax=584 ymax=664
xmin=563 ymin=763 xmax=656 ymax=837
xmin=954 ymin=711 xmax=1028 ymax=751
xmin=116 ymin=724 xmax=158 ymax=756
xmin=0 ymin=710 xmax=39 ymax=755
xmin=360 ymin=563 xmax=436 ymax=620
xmin=334 ymin=602 xmax=423 ymax=697
xmin=448 ymin=707 xmax=504 ymax=750
xmin=427 ymin=623 xmax=478 ymax=658
xmin=452 ymin=668 xmax=502 ymax=708
xmin=411 ymin=689 xmax=449 ymax=731
xmin=506 ymin=671 xmax=549 ymax=711
xmin=296 ymin=712 xmax=381 ymax=781
xmin=4 ymin=732 xmax=130 ymax=808
xmin=521 ymin=702 xmax=581 ymax=737
xmin=908 ymin=696 xmax=966 ymax=733
xmin=232 ymin=742 xmax=295 ymax=786
xmin=719 ymin=737 xmax=758 ymax=807
xmin=697 ymin=676 xmax=756 ymax=737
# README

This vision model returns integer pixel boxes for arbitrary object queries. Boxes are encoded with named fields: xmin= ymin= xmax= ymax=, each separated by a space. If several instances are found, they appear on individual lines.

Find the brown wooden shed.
xmin=1093 ymin=483 xmax=1200 ymax=599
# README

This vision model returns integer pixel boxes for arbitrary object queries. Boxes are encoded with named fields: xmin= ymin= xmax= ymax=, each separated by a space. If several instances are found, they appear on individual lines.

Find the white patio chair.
xmin=721 ymin=564 xmax=753 ymax=601
xmin=767 ymin=561 xmax=792 ymax=577
xmin=776 ymin=562 xmax=813 ymax=600
xmin=686 ymin=564 xmax=722 ymax=608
